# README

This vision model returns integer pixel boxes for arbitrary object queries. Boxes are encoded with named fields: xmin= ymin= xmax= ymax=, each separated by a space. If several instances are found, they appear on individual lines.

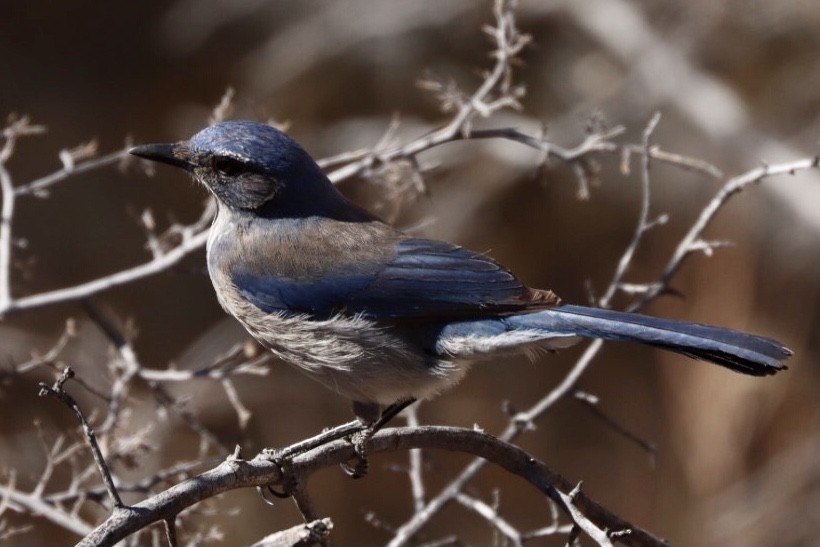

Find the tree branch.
xmin=78 ymin=426 xmax=668 ymax=547
xmin=0 ymin=227 xmax=208 ymax=316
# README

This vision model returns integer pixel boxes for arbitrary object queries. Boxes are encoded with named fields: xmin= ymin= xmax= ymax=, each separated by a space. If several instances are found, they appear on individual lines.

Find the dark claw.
xmin=257 ymin=482 xmax=293 ymax=505
xmin=266 ymin=483 xmax=293 ymax=498
xmin=257 ymin=463 xmax=298 ymax=503
xmin=340 ymin=399 xmax=418 ymax=479
xmin=340 ymin=430 xmax=371 ymax=479
xmin=340 ymin=458 xmax=369 ymax=479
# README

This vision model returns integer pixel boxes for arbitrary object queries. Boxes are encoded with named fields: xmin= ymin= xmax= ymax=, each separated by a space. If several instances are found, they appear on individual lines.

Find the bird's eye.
xmin=212 ymin=156 xmax=246 ymax=177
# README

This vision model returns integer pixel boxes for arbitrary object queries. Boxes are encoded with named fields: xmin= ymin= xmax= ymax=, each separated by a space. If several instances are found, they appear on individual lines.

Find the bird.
xmin=130 ymin=120 xmax=791 ymax=430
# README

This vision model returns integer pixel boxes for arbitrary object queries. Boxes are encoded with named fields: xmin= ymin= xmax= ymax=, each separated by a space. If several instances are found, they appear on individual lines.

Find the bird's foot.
xmin=340 ymin=429 xmax=372 ymax=479
xmin=339 ymin=398 xmax=419 ymax=479
xmin=258 ymin=449 xmax=298 ymax=502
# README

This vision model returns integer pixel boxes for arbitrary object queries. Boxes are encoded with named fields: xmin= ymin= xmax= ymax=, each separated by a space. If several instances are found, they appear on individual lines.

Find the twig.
xmin=405 ymin=405 xmax=427 ymax=513
xmin=38 ymin=368 xmax=124 ymax=509
xmin=81 ymin=301 xmax=141 ymax=435
xmin=0 ymin=117 xmax=31 ymax=310
xmin=13 ymin=149 xmax=130 ymax=198
xmin=574 ymin=391 xmax=657 ymax=465
xmin=631 ymin=155 xmax=820 ymax=312
xmin=0 ymin=160 xmax=14 ymax=311
xmin=0 ymin=227 xmax=209 ymax=315
xmin=620 ymin=144 xmax=723 ymax=179
xmin=43 ymin=459 xmax=217 ymax=505
xmin=164 ymin=517 xmax=178 ymax=547
xmin=14 ymin=318 xmax=78 ymax=374
xmin=267 ymin=420 xmax=365 ymax=463
xmin=0 ymin=482 xmax=94 ymax=537
xmin=454 ymin=492 xmax=522 ymax=546
xmin=557 ymin=483 xmax=612 ymax=547
xmin=598 ymin=112 xmax=662 ymax=308
xmin=326 ymin=0 xmax=528 ymax=185
xmin=148 ymin=382 xmax=230 ymax=455
xmin=209 ymin=87 xmax=236 ymax=125
xmin=248 ymin=518 xmax=334 ymax=547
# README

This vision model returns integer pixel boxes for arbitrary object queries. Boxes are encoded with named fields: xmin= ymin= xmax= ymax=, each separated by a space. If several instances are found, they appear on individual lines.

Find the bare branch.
xmin=632 ymin=155 xmax=820 ymax=311
xmin=15 ymin=148 xmax=130 ymax=198
xmin=326 ymin=0 xmax=529 ymax=185
xmin=38 ymin=368 xmax=124 ymax=509
xmin=209 ymin=87 xmax=236 ymax=125
xmin=0 ymin=482 xmax=94 ymax=537
xmin=404 ymin=405 xmax=427 ymax=514
xmin=598 ymin=112 xmax=661 ymax=308
xmin=0 ymin=226 xmax=208 ymax=316
xmin=77 ymin=426 xmax=667 ymax=547
xmin=556 ymin=483 xmax=613 ymax=547
xmin=248 ymin=518 xmax=333 ymax=547
xmin=454 ymin=492 xmax=522 ymax=546
xmin=0 ymin=116 xmax=39 ymax=309
xmin=574 ymin=391 xmax=657 ymax=466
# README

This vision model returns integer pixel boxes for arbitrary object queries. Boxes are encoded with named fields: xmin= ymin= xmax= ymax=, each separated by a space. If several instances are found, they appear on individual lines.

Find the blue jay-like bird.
xmin=130 ymin=120 xmax=790 ymax=425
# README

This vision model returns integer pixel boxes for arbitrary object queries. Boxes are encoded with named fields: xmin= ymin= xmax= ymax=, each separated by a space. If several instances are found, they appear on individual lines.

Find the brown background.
xmin=1 ymin=1 xmax=819 ymax=545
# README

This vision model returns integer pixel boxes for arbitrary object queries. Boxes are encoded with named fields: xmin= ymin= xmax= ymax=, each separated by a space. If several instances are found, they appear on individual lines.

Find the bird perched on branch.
xmin=130 ymin=120 xmax=790 ymax=431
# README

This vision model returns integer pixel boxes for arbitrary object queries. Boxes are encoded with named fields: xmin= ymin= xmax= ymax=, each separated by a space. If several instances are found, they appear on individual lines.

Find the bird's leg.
xmin=341 ymin=398 xmax=417 ymax=479
xmin=373 ymin=398 xmax=418 ymax=430
xmin=261 ymin=421 xmax=363 ymax=495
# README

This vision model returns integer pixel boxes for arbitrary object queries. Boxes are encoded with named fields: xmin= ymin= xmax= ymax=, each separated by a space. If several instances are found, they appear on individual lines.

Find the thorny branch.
xmin=630 ymin=155 xmax=820 ymax=312
xmin=76 ymin=426 xmax=669 ymax=547
xmin=38 ymin=368 xmax=124 ymax=509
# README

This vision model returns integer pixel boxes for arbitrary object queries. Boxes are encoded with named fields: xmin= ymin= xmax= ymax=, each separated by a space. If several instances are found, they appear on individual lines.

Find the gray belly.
xmin=216 ymin=284 xmax=468 ymax=405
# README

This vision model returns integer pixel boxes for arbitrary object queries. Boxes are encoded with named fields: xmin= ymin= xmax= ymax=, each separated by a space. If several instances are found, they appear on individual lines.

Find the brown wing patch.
xmin=523 ymin=287 xmax=561 ymax=308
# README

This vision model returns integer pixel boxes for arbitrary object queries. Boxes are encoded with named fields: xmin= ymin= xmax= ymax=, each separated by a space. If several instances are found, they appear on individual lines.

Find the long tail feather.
xmin=506 ymin=304 xmax=791 ymax=376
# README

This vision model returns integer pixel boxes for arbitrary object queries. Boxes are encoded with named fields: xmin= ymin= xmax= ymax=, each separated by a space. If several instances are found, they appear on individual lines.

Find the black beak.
xmin=129 ymin=142 xmax=194 ymax=171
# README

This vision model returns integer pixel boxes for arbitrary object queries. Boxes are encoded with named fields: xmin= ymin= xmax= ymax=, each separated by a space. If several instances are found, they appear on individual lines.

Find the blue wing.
xmin=230 ymin=238 xmax=556 ymax=320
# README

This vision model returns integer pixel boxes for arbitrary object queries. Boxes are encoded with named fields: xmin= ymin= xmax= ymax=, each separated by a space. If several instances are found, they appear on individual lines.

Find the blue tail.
xmin=502 ymin=305 xmax=790 ymax=376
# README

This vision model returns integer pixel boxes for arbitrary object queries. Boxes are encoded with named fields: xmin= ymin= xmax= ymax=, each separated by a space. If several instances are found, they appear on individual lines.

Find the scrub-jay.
xmin=130 ymin=120 xmax=790 ymax=426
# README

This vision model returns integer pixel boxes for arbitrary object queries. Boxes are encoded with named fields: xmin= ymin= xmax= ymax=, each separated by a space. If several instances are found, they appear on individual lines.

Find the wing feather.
xmin=231 ymin=238 xmax=557 ymax=320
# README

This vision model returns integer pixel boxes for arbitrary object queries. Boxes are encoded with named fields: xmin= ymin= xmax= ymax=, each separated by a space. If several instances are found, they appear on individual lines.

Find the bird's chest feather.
xmin=209 ymin=213 xmax=398 ymax=314
xmin=205 ymin=213 xmax=406 ymax=369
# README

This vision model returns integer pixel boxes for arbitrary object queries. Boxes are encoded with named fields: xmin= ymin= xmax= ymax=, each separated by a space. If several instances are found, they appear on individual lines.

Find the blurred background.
xmin=1 ymin=0 xmax=819 ymax=545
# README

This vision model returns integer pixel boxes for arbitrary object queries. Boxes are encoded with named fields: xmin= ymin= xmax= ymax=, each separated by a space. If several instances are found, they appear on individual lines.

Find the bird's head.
xmin=130 ymin=120 xmax=340 ymax=215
